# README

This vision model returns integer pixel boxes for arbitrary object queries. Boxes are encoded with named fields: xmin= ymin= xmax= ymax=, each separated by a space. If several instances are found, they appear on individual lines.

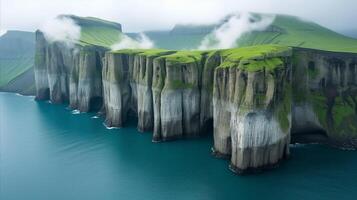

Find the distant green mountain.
xmin=238 ymin=14 xmax=357 ymax=53
xmin=126 ymin=24 xmax=216 ymax=50
xmin=0 ymin=30 xmax=35 ymax=94
xmin=132 ymin=24 xmax=214 ymax=50
xmin=133 ymin=14 xmax=357 ymax=53
xmin=339 ymin=29 xmax=357 ymax=39
xmin=0 ymin=16 xmax=123 ymax=95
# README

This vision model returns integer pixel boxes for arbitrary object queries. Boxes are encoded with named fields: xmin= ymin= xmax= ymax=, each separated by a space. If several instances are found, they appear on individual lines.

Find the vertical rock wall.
xmin=34 ymin=31 xmax=49 ymax=100
xmin=292 ymin=49 xmax=357 ymax=147
xmin=34 ymin=32 xmax=106 ymax=112
xmin=213 ymin=56 xmax=292 ymax=172
xmin=102 ymin=51 xmax=205 ymax=141
xmin=102 ymin=52 xmax=131 ymax=127
xmin=35 ymin=38 xmax=357 ymax=174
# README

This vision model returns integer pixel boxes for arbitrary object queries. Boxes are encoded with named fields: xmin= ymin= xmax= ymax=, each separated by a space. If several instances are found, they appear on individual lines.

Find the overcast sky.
xmin=1 ymin=0 xmax=356 ymax=33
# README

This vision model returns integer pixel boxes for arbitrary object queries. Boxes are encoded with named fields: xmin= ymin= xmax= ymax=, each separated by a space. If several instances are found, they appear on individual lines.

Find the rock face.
xmin=102 ymin=50 xmax=205 ymax=141
xmin=292 ymin=48 xmax=357 ymax=147
xmin=102 ymin=52 xmax=132 ymax=127
xmin=212 ymin=51 xmax=292 ymax=172
xmin=35 ymin=37 xmax=357 ymax=174
xmin=34 ymin=31 xmax=106 ymax=112
xmin=34 ymin=31 xmax=50 ymax=100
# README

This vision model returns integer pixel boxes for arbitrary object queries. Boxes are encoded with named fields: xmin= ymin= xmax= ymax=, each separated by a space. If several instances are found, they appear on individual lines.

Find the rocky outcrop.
xmin=213 ymin=50 xmax=292 ymax=172
xmin=35 ymin=40 xmax=357 ymax=174
xmin=292 ymin=48 xmax=357 ymax=148
xmin=34 ymin=31 xmax=50 ymax=100
xmin=102 ymin=52 xmax=132 ymax=127
xmin=102 ymin=50 xmax=205 ymax=140
xmin=34 ymin=31 xmax=106 ymax=112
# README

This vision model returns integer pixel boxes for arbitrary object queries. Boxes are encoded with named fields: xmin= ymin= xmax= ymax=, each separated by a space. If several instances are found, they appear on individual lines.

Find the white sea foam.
xmin=71 ymin=110 xmax=80 ymax=115
xmin=103 ymin=122 xmax=120 ymax=130
xmin=15 ymin=93 xmax=24 ymax=96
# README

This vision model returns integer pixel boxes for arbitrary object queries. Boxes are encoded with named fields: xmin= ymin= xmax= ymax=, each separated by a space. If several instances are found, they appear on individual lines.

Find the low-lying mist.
xmin=198 ymin=12 xmax=275 ymax=50
xmin=111 ymin=33 xmax=154 ymax=50
xmin=37 ymin=12 xmax=275 ymax=51
xmin=40 ymin=16 xmax=81 ymax=47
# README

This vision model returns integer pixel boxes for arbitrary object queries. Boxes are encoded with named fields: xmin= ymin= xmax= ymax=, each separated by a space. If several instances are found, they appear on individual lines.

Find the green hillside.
xmin=113 ymin=44 xmax=289 ymax=72
xmin=0 ymin=31 xmax=35 ymax=88
xmin=0 ymin=16 xmax=123 ymax=94
xmin=127 ymin=24 xmax=214 ymax=50
xmin=135 ymin=14 xmax=357 ymax=53
xmin=238 ymin=14 xmax=357 ymax=53
xmin=61 ymin=15 xmax=123 ymax=48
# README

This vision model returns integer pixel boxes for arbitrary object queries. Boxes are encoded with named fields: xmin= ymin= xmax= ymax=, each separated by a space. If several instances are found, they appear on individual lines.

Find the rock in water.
xmin=213 ymin=51 xmax=292 ymax=173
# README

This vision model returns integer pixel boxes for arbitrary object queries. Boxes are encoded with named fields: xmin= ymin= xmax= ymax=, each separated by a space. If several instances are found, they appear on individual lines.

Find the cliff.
xmin=35 ymin=31 xmax=106 ymax=112
xmin=34 ymin=33 xmax=357 ymax=173
xmin=292 ymin=48 xmax=357 ymax=148
xmin=34 ymin=15 xmax=122 ymax=110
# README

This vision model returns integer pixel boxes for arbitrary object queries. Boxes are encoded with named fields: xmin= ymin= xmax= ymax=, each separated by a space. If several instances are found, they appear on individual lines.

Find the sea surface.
xmin=1 ymin=92 xmax=356 ymax=200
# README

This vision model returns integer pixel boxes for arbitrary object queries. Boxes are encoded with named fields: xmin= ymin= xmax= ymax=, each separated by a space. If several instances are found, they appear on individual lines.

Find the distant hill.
xmin=127 ymin=24 xmax=214 ymax=50
xmin=339 ymin=29 xmax=357 ymax=39
xmin=0 ymin=30 xmax=35 ymax=95
xmin=131 ymin=14 xmax=357 ymax=53
xmin=237 ymin=14 xmax=357 ymax=53
xmin=0 ymin=16 xmax=123 ymax=95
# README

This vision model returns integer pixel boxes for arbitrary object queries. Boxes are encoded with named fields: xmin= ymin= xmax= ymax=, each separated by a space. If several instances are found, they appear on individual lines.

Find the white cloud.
xmin=40 ymin=16 xmax=81 ymax=46
xmin=199 ymin=13 xmax=275 ymax=50
xmin=111 ymin=33 xmax=154 ymax=50
xmin=1 ymin=0 xmax=357 ymax=33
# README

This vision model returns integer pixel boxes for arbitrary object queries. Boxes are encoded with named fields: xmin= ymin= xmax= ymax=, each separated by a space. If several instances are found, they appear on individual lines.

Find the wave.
xmin=71 ymin=110 xmax=80 ymax=114
xmin=103 ymin=122 xmax=120 ymax=130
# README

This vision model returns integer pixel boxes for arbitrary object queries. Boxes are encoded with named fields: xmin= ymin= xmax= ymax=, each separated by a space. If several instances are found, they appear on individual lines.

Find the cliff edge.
xmin=34 ymin=34 xmax=357 ymax=173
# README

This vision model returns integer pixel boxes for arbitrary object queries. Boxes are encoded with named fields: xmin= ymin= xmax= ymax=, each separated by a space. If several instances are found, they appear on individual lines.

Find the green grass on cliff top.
xmin=113 ymin=49 xmax=177 ymax=58
xmin=112 ymin=44 xmax=291 ymax=72
xmin=60 ymin=15 xmax=123 ymax=48
xmin=113 ymin=49 xmax=204 ymax=64
xmin=79 ymin=27 xmax=121 ymax=47
xmin=216 ymin=45 xmax=290 ymax=71
xmin=0 ymin=31 xmax=35 ymax=87
xmin=161 ymin=50 xmax=205 ymax=63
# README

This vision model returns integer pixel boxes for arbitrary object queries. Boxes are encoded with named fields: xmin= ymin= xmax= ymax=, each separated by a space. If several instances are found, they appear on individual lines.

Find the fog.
xmin=199 ymin=13 xmax=275 ymax=50
xmin=111 ymin=33 xmax=154 ymax=50
xmin=40 ymin=16 xmax=80 ymax=47
xmin=1 ymin=0 xmax=356 ymax=34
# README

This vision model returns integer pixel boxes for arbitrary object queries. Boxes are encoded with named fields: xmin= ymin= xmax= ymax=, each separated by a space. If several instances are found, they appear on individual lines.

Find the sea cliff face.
xmin=213 ymin=55 xmax=292 ymax=172
xmin=35 ymin=31 xmax=106 ymax=112
xmin=34 ymin=34 xmax=357 ymax=173
xmin=292 ymin=49 xmax=357 ymax=148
